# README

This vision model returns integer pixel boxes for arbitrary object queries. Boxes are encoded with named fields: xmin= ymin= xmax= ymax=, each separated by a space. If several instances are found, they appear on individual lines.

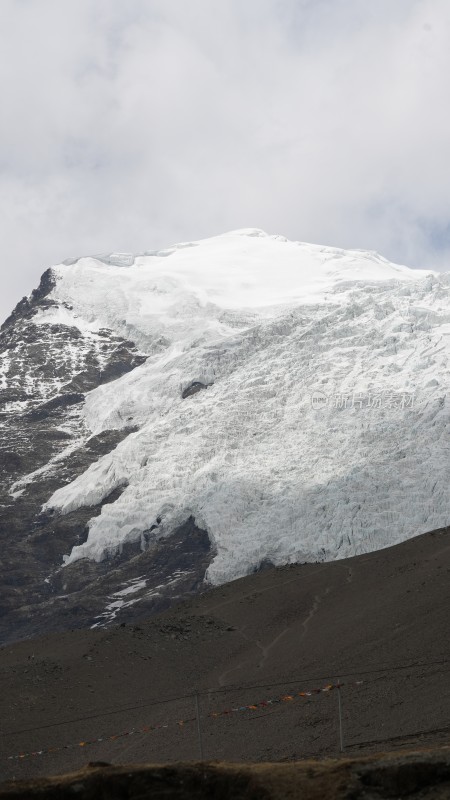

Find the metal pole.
xmin=195 ymin=691 xmax=204 ymax=760
xmin=337 ymin=679 xmax=344 ymax=752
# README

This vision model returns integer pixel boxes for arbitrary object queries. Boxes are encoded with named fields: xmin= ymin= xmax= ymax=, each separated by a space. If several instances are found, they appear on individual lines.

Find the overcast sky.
xmin=1 ymin=0 xmax=450 ymax=323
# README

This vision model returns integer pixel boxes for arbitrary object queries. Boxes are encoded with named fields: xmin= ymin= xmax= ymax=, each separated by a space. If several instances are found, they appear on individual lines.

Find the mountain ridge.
xmin=0 ymin=229 xmax=449 ymax=642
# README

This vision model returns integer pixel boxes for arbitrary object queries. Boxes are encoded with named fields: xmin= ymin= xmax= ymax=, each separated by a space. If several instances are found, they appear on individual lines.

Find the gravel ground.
xmin=0 ymin=526 xmax=449 ymax=783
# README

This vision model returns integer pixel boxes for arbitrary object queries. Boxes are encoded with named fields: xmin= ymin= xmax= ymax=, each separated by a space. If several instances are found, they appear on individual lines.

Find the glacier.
xmin=33 ymin=229 xmax=449 ymax=585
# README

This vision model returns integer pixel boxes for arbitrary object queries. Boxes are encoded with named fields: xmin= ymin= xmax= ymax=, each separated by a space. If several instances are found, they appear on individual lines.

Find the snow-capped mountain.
xmin=1 ymin=229 xmax=449 ymax=641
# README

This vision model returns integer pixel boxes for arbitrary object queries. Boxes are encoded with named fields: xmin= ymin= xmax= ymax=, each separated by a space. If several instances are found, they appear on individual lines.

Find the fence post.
xmin=194 ymin=691 xmax=204 ymax=760
xmin=337 ymin=679 xmax=344 ymax=752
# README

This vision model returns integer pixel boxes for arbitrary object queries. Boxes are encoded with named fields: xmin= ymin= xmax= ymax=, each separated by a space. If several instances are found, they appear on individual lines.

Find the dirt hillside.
xmin=0 ymin=526 xmax=449 ymax=783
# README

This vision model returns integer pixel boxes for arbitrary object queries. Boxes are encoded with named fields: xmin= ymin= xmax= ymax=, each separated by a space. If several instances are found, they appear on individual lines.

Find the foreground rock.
xmin=1 ymin=747 xmax=450 ymax=799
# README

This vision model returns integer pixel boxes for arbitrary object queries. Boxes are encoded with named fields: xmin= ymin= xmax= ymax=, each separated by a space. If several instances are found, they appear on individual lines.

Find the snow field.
xmin=34 ymin=231 xmax=449 ymax=583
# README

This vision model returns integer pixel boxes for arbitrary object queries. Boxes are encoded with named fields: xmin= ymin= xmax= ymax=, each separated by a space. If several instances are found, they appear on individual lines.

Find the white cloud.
xmin=1 ymin=0 xmax=450 ymax=323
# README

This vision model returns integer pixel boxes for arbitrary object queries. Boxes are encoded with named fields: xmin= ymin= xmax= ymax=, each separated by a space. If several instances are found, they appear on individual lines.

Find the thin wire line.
xmin=0 ymin=690 xmax=195 ymax=738
xmin=1 ymin=656 xmax=448 ymax=738
xmin=201 ymin=657 xmax=450 ymax=696
xmin=348 ymin=723 xmax=450 ymax=749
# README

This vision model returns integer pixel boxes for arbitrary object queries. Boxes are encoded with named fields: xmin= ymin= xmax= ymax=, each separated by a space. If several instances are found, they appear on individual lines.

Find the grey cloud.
xmin=1 ymin=0 xmax=449 ymax=322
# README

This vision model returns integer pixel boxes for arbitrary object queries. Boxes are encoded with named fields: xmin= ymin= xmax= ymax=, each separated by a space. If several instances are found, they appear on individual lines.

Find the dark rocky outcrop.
xmin=182 ymin=381 xmax=211 ymax=399
xmin=1 ymin=268 xmax=57 ymax=332
xmin=0 ymin=270 xmax=214 ymax=645
xmin=1 ymin=748 xmax=450 ymax=799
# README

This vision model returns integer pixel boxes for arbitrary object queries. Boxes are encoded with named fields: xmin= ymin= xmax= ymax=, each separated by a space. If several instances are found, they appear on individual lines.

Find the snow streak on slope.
xmin=38 ymin=230 xmax=450 ymax=584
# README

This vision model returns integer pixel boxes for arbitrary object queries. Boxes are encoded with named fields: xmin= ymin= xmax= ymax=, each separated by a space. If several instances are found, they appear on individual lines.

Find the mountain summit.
xmin=1 ymin=229 xmax=449 ymax=641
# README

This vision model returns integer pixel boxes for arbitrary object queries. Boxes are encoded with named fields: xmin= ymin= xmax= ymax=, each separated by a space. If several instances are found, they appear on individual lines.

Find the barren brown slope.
xmin=0 ymin=526 xmax=449 ymax=783
xmin=2 ymin=747 xmax=450 ymax=800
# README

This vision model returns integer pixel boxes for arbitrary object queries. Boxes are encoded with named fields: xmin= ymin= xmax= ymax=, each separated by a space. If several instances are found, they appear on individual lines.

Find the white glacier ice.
xmin=34 ymin=229 xmax=450 ymax=584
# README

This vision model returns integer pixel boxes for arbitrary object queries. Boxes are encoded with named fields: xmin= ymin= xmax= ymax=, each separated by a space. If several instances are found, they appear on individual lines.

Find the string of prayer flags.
xmin=7 ymin=680 xmax=363 ymax=761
